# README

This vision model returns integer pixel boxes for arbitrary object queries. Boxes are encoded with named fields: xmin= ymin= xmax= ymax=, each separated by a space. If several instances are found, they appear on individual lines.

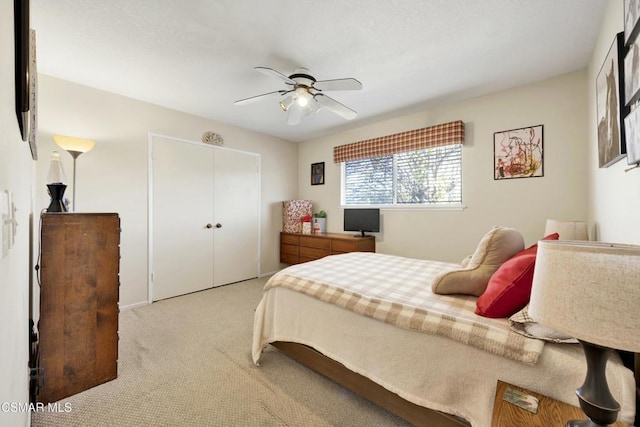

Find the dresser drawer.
xmin=299 ymin=236 xmax=330 ymax=249
xmin=281 ymin=252 xmax=299 ymax=265
xmin=299 ymin=245 xmax=330 ymax=260
xmin=281 ymin=243 xmax=298 ymax=256
xmin=281 ymin=234 xmax=299 ymax=245
xmin=331 ymin=239 xmax=359 ymax=253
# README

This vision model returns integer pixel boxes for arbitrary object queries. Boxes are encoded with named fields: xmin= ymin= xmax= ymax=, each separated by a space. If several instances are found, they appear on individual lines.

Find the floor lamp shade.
xmin=53 ymin=135 xmax=96 ymax=211
xmin=544 ymin=219 xmax=588 ymax=240
xmin=530 ymin=240 xmax=640 ymax=426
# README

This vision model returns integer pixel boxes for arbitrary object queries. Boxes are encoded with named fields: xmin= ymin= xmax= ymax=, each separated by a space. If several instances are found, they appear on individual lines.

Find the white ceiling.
xmin=31 ymin=0 xmax=607 ymax=143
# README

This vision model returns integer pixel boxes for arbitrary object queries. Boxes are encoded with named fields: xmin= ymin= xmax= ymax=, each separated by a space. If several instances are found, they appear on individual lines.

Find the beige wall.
xmin=34 ymin=75 xmax=298 ymax=307
xmin=0 ymin=0 xmax=32 ymax=424
xmin=587 ymin=0 xmax=640 ymax=245
xmin=298 ymin=71 xmax=589 ymax=262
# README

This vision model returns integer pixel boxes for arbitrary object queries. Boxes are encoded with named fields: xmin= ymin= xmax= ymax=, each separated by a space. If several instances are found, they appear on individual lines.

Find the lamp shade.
xmin=53 ymin=135 xmax=96 ymax=155
xmin=544 ymin=219 xmax=588 ymax=240
xmin=47 ymin=151 xmax=66 ymax=184
xmin=529 ymin=240 xmax=640 ymax=352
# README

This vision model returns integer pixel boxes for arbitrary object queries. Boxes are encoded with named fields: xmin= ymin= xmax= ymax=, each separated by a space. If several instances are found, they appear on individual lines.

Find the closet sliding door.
xmin=150 ymin=135 xmax=259 ymax=302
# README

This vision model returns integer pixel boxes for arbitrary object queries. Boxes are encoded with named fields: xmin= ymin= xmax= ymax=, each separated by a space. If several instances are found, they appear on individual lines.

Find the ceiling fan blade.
xmin=254 ymin=66 xmax=296 ymax=85
xmin=287 ymin=104 xmax=303 ymax=126
xmin=314 ymin=94 xmax=357 ymax=120
xmin=314 ymin=78 xmax=362 ymax=92
xmin=234 ymin=90 xmax=288 ymax=106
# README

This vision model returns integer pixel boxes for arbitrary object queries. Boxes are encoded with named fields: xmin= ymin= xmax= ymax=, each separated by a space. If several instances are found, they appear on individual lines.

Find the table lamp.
xmin=46 ymin=151 xmax=67 ymax=212
xmin=53 ymin=135 xmax=96 ymax=211
xmin=529 ymin=240 xmax=640 ymax=426
xmin=544 ymin=219 xmax=589 ymax=240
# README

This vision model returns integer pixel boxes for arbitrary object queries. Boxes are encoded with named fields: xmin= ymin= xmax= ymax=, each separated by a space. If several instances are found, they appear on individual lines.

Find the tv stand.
xmin=280 ymin=232 xmax=375 ymax=265
xmin=354 ymin=231 xmax=370 ymax=238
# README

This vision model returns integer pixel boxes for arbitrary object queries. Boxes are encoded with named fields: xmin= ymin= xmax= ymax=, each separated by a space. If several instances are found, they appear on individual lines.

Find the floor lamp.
xmin=53 ymin=135 xmax=96 ymax=212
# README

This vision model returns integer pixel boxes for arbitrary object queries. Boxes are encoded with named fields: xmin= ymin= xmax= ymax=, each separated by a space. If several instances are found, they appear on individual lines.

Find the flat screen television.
xmin=343 ymin=208 xmax=380 ymax=237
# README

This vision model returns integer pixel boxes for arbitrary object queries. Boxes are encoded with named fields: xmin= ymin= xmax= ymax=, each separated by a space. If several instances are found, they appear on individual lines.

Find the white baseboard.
xmin=119 ymin=301 xmax=149 ymax=311
xmin=259 ymin=270 xmax=278 ymax=278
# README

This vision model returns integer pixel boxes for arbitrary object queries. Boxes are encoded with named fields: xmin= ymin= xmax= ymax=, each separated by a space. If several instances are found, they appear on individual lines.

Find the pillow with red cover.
xmin=475 ymin=233 xmax=559 ymax=318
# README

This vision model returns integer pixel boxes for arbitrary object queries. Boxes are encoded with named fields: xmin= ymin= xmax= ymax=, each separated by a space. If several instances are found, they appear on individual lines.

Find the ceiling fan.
xmin=234 ymin=67 xmax=362 ymax=126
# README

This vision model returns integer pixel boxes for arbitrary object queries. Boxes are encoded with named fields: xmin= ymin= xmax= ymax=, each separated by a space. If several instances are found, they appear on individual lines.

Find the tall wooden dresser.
xmin=37 ymin=213 xmax=120 ymax=403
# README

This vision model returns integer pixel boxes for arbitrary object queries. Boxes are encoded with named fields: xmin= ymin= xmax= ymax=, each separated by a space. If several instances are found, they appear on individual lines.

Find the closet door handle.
xmin=205 ymin=223 xmax=213 ymax=229
xmin=215 ymin=223 xmax=222 ymax=229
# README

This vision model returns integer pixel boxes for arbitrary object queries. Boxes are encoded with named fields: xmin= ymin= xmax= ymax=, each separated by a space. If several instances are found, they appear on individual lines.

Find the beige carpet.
xmin=31 ymin=277 xmax=410 ymax=426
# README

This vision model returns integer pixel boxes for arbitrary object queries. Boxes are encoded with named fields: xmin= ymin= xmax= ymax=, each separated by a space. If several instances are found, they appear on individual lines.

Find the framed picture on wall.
xmin=14 ymin=0 xmax=30 ymax=142
xmin=311 ymin=162 xmax=325 ymax=185
xmin=624 ymin=35 xmax=640 ymax=106
xmin=493 ymin=125 xmax=544 ymax=180
xmin=596 ymin=32 xmax=629 ymax=168
xmin=625 ymin=105 xmax=640 ymax=165
xmin=28 ymin=29 xmax=38 ymax=160
xmin=624 ymin=0 xmax=640 ymax=46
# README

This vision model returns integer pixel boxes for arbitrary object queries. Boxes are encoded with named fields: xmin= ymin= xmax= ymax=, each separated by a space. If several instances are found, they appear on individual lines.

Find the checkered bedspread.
xmin=265 ymin=252 xmax=544 ymax=364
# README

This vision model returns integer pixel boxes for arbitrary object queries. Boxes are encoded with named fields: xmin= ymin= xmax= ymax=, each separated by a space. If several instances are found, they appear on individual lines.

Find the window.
xmin=342 ymin=144 xmax=462 ymax=207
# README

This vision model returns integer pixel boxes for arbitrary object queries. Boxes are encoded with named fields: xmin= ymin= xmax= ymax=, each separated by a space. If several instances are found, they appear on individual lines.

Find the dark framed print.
xmin=625 ymin=106 xmax=640 ymax=165
xmin=28 ymin=29 xmax=37 ymax=160
xmin=14 ymin=0 xmax=30 ymax=142
xmin=624 ymin=35 xmax=640 ymax=106
xmin=624 ymin=0 xmax=640 ymax=46
xmin=596 ymin=32 xmax=629 ymax=168
xmin=311 ymin=162 xmax=325 ymax=185
xmin=493 ymin=125 xmax=543 ymax=180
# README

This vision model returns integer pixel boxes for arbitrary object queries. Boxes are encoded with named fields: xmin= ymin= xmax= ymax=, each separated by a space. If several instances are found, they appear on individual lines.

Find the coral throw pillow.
xmin=475 ymin=233 xmax=559 ymax=318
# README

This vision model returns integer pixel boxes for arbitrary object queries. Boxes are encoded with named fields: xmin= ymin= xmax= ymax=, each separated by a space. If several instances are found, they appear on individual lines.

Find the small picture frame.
xmin=494 ymin=125 xmax=544 ymax=180
xmin=311 ymin=162 xmax=325 ymax=185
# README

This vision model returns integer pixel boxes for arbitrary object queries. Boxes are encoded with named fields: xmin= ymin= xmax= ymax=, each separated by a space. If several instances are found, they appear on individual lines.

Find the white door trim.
xmin=147 ymin=132 xmax=261 ymax=304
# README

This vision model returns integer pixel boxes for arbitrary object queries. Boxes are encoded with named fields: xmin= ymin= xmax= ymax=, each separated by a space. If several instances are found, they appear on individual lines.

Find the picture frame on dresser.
xmin=596 ymin=32 xmax=629 ymax=168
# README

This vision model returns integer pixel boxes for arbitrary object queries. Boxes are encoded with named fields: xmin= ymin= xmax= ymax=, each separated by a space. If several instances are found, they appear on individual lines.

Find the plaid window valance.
xmin=333 ymin=120 xmax=465 ymax=163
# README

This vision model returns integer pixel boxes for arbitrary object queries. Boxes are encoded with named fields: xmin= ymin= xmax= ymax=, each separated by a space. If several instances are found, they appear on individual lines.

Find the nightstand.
xmin=491 ymin=380 xmax=630 ymax=427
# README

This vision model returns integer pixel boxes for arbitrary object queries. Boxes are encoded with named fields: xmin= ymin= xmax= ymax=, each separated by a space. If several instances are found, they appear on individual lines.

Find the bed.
xmin=252 ymin=229 xmax=637 ymax=427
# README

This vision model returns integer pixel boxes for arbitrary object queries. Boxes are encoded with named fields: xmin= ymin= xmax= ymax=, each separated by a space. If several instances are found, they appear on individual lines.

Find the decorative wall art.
xmin=493 ymin=125 xmax=543 ymax=180
xmin=625 ymin=106 xmax=640 ymax=165
xmin=14 ymin=0 xmax=30 ymax=142
xmin=624 ymin=0 xmax=640 ymax=166
xmin=311 ymin=162 xmax=325 ymax=185
xmin=624 ymin=35 xmax=640 ymax=106
xmin=28 ymin=29 xmax=37 ymax=160
xmin=624 ymin=0 xmax=640 ymax=46
xmin=596 ymin=32 xmax=629 ymax=168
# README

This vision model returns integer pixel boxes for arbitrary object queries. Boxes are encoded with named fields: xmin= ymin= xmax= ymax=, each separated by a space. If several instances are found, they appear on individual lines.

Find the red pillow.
xmin=475 ymin=233 xmax=559 ymax=318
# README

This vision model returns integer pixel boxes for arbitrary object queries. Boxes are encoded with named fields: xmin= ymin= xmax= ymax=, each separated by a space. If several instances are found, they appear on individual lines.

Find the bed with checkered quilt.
xmin=252 ymin=252 xmax=636 ymax=427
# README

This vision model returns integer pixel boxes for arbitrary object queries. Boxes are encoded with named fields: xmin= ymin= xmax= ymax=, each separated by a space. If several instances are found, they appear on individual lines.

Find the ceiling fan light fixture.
xmin=279 ymin=95 xmax=294 ymax=111
xmin=295 ymin=88 xmax=311 ymax=108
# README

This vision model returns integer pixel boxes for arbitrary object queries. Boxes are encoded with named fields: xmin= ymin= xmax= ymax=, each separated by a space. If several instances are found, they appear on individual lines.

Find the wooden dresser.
xmin=37 ymin=213 xmax=120 ymax=403
xmin=280 ymin=232 xmax=375 ymax=264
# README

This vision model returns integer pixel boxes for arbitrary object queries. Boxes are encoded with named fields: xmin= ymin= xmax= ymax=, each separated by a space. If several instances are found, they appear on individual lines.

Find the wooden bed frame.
xmin=272 ymin=341 xmax=640 ymax=427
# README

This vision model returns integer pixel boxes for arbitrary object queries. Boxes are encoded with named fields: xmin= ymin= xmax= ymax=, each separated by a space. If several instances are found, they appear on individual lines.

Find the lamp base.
xmin=46 ymin=184 xmax=67 ymax=213
xmin=568 ymin=340 xmax=620 ymax=427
